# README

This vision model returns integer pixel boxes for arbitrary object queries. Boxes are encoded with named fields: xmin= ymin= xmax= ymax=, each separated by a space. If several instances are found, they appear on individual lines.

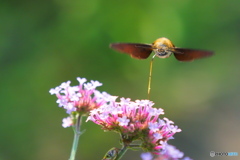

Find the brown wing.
xmin=109 ymin=43 xmax=153 ymax=59
xmin=173 ymin=48 xmax=214 ymax=62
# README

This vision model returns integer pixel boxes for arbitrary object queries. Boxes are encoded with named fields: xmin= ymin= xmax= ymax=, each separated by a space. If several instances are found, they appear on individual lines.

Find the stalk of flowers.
xmin=87 ymin=97 xmax=181 ymax=155
xmin=49 ymin=77 xmax=116 ymax=160
xmin=141 ymin=144 xmax=192 ymax=160
xmin=49 ymin=77 xmax=115 ymax=128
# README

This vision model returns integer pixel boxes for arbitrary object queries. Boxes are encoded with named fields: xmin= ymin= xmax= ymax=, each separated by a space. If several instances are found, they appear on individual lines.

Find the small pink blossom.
xmin=62 ymin=117 xmax=73 ymax=128
xmin=117 ymin=116 xmax=130 ymax=126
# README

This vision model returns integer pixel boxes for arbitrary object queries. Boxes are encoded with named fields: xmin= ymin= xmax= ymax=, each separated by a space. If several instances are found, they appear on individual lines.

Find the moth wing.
xmin=173 ymin=48 xmax=214 ymax=62
xmin=110 ymin=43 xmax=153 ymax=59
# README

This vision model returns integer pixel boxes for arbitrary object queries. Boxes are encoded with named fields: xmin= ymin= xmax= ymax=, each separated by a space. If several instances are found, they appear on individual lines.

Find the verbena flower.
xmin=87 ymin=97 xmax=181 ymax=153
xmin=49 ymin=77 xmax=115 ymax=127
xmin=141 ymin=144 xmax=192 ymax=160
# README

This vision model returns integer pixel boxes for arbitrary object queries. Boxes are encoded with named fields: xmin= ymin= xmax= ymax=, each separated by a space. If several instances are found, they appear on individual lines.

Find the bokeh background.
xmin=1 ymin=0 xmax=240 ymax=160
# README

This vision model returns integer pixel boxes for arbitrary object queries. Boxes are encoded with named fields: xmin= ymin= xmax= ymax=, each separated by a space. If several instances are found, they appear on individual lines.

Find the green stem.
xmin=128 ymin=144 xmax=141 ymax=148
xmin=115 ymin=145 xmax=129 ymax=160
xmin=69 ymin=114 xmax=82 ymax=160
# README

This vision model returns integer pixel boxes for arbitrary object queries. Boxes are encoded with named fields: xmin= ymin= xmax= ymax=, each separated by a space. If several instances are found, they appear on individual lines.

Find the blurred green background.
xmin=1 ymin=0 xmax=240 ymax=160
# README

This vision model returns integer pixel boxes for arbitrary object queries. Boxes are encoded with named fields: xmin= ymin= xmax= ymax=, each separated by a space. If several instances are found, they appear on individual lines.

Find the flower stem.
xmin=115 ymin=144 xmax=129 ymax=160
xmin=129 ymin=144 xmax=141 ymax=148
xmin=69 ymin=114 xmax=82 ymax=160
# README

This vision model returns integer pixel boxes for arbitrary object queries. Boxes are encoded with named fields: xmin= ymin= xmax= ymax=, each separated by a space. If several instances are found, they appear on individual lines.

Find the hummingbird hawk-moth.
xmin=110 ymin=37 xmax=213 ymax=61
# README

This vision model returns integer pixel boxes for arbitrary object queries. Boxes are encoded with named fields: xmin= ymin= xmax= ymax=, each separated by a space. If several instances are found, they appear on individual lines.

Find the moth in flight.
xmin=110 ymin=37 xmax=213 ymax=61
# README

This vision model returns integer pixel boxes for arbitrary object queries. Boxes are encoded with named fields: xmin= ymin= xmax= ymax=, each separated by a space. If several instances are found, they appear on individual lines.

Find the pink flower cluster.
xmin=49 ymin=77 xmax=115 ymax=127
xmin=87 ymin=97 xmax=181 ymax=153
